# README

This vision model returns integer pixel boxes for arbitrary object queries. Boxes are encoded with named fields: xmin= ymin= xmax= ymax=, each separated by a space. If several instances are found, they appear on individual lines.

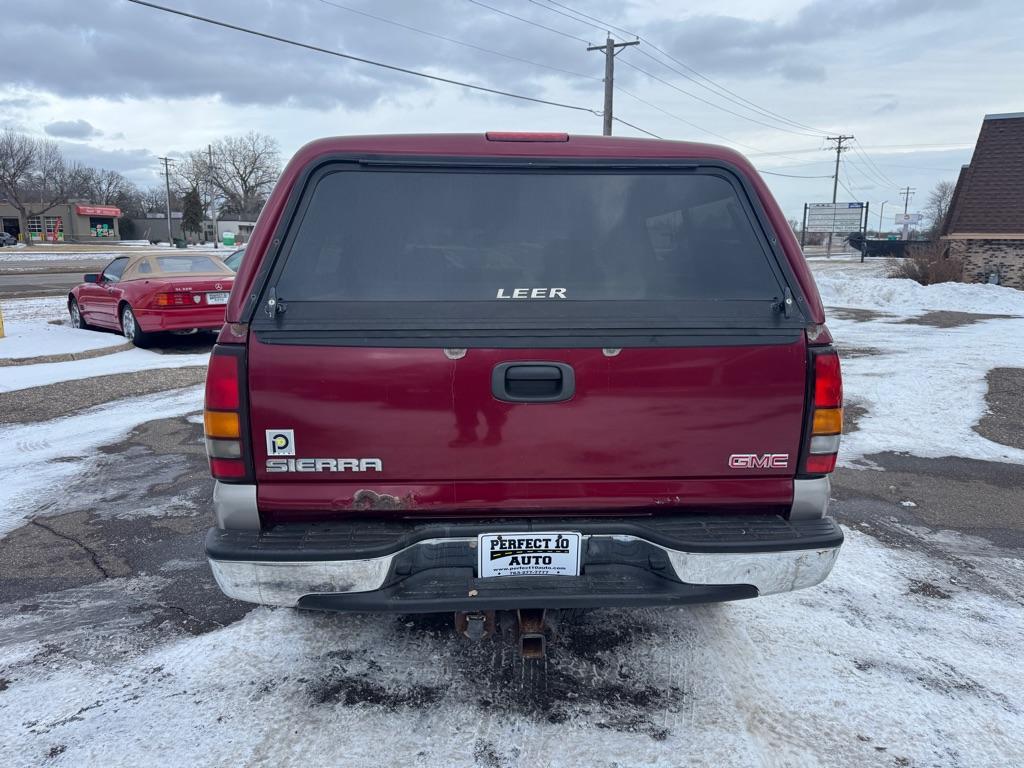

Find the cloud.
xmin=56 ymin=142 xmax=159 ymax=186
xmin=44 ymin=119 xmax=102 ymax=139
xmin=633 ymin=0 xmax=963 ymax=83
xmin=2 ymin=0 xmax=595 ymax=113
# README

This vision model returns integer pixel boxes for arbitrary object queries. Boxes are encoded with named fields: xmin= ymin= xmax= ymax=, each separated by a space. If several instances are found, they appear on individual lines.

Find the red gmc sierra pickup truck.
xmin=202 ymin=132 xmax=843 ymax=651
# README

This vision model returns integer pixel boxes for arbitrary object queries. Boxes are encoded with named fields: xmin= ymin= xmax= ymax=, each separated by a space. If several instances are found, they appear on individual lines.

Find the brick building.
xmin=941 ymin=112 xmax=1024 ymax=289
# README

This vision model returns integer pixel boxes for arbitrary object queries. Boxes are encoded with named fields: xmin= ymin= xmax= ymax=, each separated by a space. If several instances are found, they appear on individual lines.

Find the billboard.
xmin=805 ymin=202 xmax=864 ymax=233
xmin=894 ymin=213 xmax=923 ymax=225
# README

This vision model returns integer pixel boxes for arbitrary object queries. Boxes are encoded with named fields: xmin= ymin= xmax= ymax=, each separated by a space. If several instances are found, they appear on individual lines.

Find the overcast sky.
xmin=3 ymin=0 xmax=1021 ymax=224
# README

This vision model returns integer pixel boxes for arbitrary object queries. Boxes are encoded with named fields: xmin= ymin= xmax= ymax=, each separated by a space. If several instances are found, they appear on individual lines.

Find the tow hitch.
xmin=454 ymin=611 xmax=495 ymax=641
xmin=516 ymin=609 xmax=548 ymax=659
xmin=455 ymin=609 xmax=554 ymax=658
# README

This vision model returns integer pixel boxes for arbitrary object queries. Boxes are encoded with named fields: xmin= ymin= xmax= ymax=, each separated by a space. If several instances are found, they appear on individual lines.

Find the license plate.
xmin=205 ymin=292 xmax=229 ymax=305
xmin=478 ymin=532 xmax=581 ymax=578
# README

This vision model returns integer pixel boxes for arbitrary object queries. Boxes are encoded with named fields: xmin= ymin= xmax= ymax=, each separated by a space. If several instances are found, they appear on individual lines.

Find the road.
xmin=0 ymin=272 xmax=85 ymax=300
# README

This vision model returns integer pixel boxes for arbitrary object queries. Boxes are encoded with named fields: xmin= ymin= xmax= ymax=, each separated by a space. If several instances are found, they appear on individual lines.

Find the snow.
xmin=814 ymin=263 xmax=1024 ymax=316
xmin=0 ymin=251 xmax=122 ymax=263
xmin=0 ymin=243 xmax=227 ymax=262
xmin=0 ymin=347 xmax=210 ymax=393
xmin=0 ymin=298 xmax=125 ymax=360
xmin=0 ymin=386 xmax=203 ymax=538
xmin=0 ymin=526 xmax=1022 ymax=767
xmin=810 ymin=261 xmax=1024 ymax=467
xmin=0 ymin=297 xmax=209 ymax=390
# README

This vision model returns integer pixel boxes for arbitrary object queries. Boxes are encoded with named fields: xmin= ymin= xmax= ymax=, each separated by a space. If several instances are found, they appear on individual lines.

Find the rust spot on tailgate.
xmin=352 ymin=490 xmax=416 ymax=511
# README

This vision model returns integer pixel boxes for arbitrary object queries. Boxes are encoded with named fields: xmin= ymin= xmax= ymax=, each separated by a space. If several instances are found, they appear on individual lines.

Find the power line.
xmin=611 ymin=116 xmax=661 ymax=139
xmin=632 ymin=46 xmax=833 ymax=136
xmin=465 ymin=0 xmax=590 ymax=44
xmin=612 ymin=85 xmax=815 ymax=162
xmin=533 ymin=0 xmax=834 ymax=136
xmin=850 ymin=139 xmax=897 ymax=187
xmin=746 ymin=147 xmax=829 ymax=157
xmin=861 ymin=161 xmax=964 ymax=172
xmin=616 ymin=56 xmax=825 ymax=138
xmin=614 ymin=84 xmax=835 ymax=165
xmin=837 ymin=175 xmax=859 ymax=200
xmin=843 ymin=156 xmax=883 ymax=190
xmin=856 ymin=142 xmax=974 ymax=150
xmin=543 ymin=0 xmax=638 ymax=39
xmin=126 ymin=0 xmax=600 ymax=116
xmin=315 ymin=0 xmax=599 ymax=82
xmin=469 ymin=0 xmax=832 ymax=147
xmin=525 ymin=0 xmax=607 ymax=36
xmin=630 ymin=48 xmax=829 ymax=137
xmin=760 ymin=170 xmax=835 ymax=179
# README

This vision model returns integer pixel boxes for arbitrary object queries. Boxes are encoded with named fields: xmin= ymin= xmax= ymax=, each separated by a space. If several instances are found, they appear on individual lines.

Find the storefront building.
xmin=0 ymin=202 xmax=121 ymax=243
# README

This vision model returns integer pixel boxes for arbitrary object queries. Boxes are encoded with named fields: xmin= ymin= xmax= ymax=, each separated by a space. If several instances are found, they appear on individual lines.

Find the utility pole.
xmin=899 ymin=185 xmax=915 ymax=214
xmin=824 ymin=135 xmax=854 ymax=257
xmin=898 ymin=186 xmax=916 ymax=240
xmin=158 ymin=156 xmax=174 ymax=247
xmin=587 ymin=36 xmax=639 ymax=136
xmin=208 ymin=144 xmax=219 ymax=249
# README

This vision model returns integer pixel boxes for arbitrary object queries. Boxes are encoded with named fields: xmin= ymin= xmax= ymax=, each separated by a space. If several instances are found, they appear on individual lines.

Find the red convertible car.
xmin=68 ymin=252 xmax=235 ymax=347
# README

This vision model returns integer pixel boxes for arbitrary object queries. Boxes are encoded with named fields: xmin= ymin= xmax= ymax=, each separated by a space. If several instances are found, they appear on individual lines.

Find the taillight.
xmin=152 ymin=292 xmax=195 ymax=307
xmin=802 ymin=348 xmax=843 ymax=476
xmin=204 ymin=345 xmax=251 ymax=482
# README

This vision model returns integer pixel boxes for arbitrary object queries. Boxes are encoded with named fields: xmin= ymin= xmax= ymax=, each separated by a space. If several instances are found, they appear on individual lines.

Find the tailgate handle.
xmin=492 ymin=362 xmax=575 ymax=403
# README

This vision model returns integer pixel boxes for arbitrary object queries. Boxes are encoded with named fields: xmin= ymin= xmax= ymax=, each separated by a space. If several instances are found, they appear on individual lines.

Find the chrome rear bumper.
xmin=208 ymin=528 xmax=841 ymax=608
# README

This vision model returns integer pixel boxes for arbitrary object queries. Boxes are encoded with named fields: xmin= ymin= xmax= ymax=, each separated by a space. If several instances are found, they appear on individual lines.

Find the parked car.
xmin=222 ymin=245 xmax=246 ymax=272
xmin=68 ymin=252 xmax=234 ymax=347
xmin=0 ymin=232 xmax=17 ymax=246
xmin=202 ymin=133 xmax=843 ymax=655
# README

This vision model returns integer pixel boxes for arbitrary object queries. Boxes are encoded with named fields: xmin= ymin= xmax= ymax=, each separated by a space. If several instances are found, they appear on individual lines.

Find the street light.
xmin=878 ymin=201 xmax=889 ymax=232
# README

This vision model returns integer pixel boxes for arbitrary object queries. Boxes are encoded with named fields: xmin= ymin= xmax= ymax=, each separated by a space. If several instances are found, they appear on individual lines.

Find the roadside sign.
xmin=894 ymin=213 xmax=922 ymax=225
xmin=805 ymin=202 xmax=865 ymax=233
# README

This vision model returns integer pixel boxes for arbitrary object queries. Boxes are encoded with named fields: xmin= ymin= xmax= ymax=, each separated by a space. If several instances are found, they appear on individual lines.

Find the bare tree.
xmin=111 ymin=181 xmax=145 ymax=219
xmin=0 ymin=128 xmax=86 ymax=246
xmin=173 ymin=151 xmax=208 ymax=198
xmin=924 ymin=179 xmax=955 ymax=237
xmin=140 ymin=185 xmax=173 ymax=214
xmin=208 ymin=131 xmax=281 ymax=219
xmin=82 ymin=167 xmax=131 ymax=205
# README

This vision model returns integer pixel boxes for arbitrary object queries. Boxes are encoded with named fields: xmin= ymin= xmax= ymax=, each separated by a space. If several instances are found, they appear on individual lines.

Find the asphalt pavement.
xmin=0 ymin=272 xmax=89 ymax=300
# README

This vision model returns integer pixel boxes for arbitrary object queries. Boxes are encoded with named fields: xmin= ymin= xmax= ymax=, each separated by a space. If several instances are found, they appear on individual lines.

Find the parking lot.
xmin=1 ymin=255 xmax=1023 ymax=767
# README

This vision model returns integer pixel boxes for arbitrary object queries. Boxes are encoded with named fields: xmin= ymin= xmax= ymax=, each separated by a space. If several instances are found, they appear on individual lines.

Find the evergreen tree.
xmin=182 ymin=188 xmax=204 ymax=242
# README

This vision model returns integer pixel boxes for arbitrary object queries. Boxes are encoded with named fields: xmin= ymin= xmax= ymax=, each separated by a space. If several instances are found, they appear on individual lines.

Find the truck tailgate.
xmin=248 ymin=337 xmax=806 ymax=514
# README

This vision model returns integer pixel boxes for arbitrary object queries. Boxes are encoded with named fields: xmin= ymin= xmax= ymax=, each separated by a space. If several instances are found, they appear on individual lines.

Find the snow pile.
xmin=815 ymin=268 xmax=1024 ymax=317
